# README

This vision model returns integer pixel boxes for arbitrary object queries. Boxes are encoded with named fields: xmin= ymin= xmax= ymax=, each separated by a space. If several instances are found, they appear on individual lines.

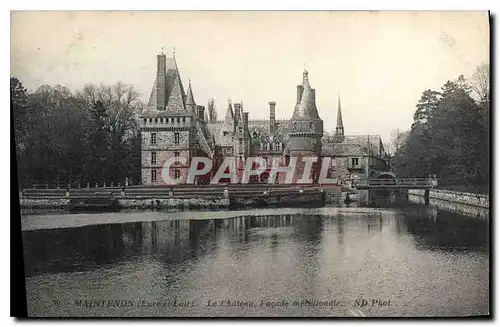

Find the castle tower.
xmin=286 ymin=69 xmax=323 ymax=183
xmin=334 ymin=96 xmax=345 ymax=142
xmin=139 ymin=50 xmax=214 ymax=185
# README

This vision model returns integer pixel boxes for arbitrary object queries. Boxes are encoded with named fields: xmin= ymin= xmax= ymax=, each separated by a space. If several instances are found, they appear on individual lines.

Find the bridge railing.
xmin=356 ymin=178 xmax=434 ymax=188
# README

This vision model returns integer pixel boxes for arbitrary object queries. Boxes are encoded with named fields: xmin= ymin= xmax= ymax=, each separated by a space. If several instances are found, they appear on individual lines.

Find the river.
xmin=21 ymin=200 xmax=489 ymax=317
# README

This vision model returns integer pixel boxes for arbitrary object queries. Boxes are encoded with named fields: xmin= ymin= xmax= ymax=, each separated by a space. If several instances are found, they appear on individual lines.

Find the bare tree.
xmin=469 ymin=62 xmax=489 ymax=103
xmin=385 ymin=128 xmax=409 ymax=156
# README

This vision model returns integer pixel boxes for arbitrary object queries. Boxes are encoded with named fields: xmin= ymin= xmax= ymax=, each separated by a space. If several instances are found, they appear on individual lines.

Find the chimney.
xmin=156 ymin=53 xmax=167 ymax=111
xmin=197 ymin=105 xmax=205 ymax=122
xmin=269 ymin=101 xmax=276 ymax=134
xmin=296 ymin=85 xmax=304 ymax=104
xmin=234 ymin=103 xmax=242 ymax=122
xmin=243 ymin=112 xmax=249 ymax=134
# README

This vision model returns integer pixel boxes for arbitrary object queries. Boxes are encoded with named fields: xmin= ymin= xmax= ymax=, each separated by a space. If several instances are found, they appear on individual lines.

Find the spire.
xmin=225 ymin=98 xmax=234 ymax=122
xmin=186 ymin=79 xmax=195 ymax=105
xmin=335 ymin=96 xmax=344 ymax=138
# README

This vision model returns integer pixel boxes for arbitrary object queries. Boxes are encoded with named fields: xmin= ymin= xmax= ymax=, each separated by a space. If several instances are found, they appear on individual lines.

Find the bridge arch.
xmin=373 ymin=171 xmax=396 ymax=179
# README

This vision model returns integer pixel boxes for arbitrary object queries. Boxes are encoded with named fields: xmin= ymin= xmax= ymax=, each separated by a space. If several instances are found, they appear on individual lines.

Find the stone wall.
xmin=19 ymin=196 xmax=229 ymax=210
xmin=408 ymin=194 xmax=488 ymax=220
xmin=118 ymin=197 xmax=229 ymax=210
xmin=20 ymin=197 xmax=70 ymax=208
xmin=408 ymin=189 xmax=489 ymax=208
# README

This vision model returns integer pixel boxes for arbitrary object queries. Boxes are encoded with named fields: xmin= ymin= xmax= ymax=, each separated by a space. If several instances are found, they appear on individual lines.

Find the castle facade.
xmin=139 ymin=52 xmax=390 ymax=186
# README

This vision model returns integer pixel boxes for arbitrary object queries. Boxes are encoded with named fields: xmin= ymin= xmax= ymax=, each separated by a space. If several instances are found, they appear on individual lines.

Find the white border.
xmin=3 ymin=1 xmax=497 ymax=326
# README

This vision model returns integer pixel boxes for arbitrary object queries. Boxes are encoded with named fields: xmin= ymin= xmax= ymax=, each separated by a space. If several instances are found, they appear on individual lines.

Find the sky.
xmin=10 ymin=11 xmax=489 ymax=143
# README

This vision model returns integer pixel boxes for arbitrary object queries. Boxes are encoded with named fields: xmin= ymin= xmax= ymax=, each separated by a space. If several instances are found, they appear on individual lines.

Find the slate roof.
xmin=291 ymin=70 xmax=321 ymax=120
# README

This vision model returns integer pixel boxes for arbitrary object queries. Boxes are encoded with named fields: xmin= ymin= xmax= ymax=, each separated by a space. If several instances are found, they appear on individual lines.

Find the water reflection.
xmin=23 ymin=207 xmax=489 ymax=317
xmin=399 ymin=206 xmax=489 ymax=251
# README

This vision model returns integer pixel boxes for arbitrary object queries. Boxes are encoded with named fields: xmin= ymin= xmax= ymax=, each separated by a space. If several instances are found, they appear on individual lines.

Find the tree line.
xmin=389 ymin=63 xmax=489 ymax=194
xmin=12 ymin=78 xmax=143 ymax=188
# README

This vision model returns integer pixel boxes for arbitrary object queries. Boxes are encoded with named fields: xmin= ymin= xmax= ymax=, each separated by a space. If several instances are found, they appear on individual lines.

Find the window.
xmin=151 ymin=133 xmax=157 ymax=145
xmin=270 ymin=143 xmax=274 ymax=151
xmin=160 ymin=118 xmax=163 ymax=123
xmin=155 ymin=118 xmax=158 ymax=123
xmin=310 ymin=122 xmax=314 ymax=129
xmin=174 ymin=132 xmax=180 ymax=145
xmin=176 ymin=117 xmax=180 ymax=123
xmin=252 ymin=131 xmax=257 ymax=138
xmin=174 ymin=169 xmax=181 ymax=179
xmin=149 ymin=118 xmax=152 ymax=123
xmin=151 ymin=152 xmax=157 ymax=165
xmin=239 ymin=127 xmax=243 ymax=134
xmin=182 ymin=117 xmax=186 ymax=123
xmin=174 ymin=152 xmax=180 ymax=163
xmin=352 ymin=158 xmax=359 ymax=166
xmin=239 ymin=139 xmax=243 ymax=146
xmin=143 ymin=118 xmax=147 ymax=124
xmin=223 ymin=131 xmax=229 ymax=136
xmin=151 ymin=169 xmax=157 ymax=182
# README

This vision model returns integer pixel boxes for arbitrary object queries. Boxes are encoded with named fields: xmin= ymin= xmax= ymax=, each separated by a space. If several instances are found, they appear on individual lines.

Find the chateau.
xmin=139 ymin=51 xmax=391 ymax=185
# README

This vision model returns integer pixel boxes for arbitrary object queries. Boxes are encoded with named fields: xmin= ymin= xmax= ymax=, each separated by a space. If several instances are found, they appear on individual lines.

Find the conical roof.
xmin=224 ymin=99 xmax=234 ymax=122
xmin=164 ymin=56 xmax=189 ymax=115
xmin=291 ymin=69 xmax=320 ymax=120
xmin=186 ymin=80 xmax=195 ymax=106
xmin=145 ymin=77 xmax=157 ymax=111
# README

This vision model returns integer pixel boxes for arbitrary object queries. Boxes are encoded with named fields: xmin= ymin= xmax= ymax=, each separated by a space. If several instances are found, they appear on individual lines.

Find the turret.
xmin=186 ymin=79 xmax=196 ymax=116
xmin=287 ymin=69 xmax=323 ymax=154
xmin=286 ymin=69 xmax=324 ymax=183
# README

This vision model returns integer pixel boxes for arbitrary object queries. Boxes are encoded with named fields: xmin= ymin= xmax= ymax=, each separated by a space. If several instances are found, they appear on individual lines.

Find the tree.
xmin=412 ymin=89 xmax=441 ymax=127
xmin=77 ymin=82 xmax=143 ymax=183
xmin=394 ymin=75 xmax=489 ymax=193
xmin=11 ymin=77 xmax=29 ymax=152
xmin=13 ymin=79 xmax=143 ymax=188
xmin=469 ymin=62 xmax=490 ymax=104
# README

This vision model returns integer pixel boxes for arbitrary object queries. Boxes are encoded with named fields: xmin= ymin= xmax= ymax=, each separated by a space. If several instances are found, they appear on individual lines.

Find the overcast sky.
xmin=11 ymin=11 xmax=489 ymax=142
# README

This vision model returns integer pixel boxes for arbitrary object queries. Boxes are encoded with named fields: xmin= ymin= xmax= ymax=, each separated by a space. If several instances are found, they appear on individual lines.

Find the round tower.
xmin=287 ymin=69 xmax=323 ymax=183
